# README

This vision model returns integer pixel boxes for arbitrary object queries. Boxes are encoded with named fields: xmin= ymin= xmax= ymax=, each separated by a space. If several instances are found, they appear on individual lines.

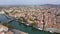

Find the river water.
xmin=0 ymin=14 xmax=51 ymax=34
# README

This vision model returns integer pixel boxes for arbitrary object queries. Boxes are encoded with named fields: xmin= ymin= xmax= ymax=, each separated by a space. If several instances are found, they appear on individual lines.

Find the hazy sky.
xmin=0 ymin=0 xmax=60 ymax=5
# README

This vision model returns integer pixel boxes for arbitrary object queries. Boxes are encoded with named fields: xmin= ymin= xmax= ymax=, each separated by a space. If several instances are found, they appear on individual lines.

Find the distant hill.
xmin=0 ymin=4 xmax=60 ymax=8
xmin=41 ymin=4 xmax=60 ymax=8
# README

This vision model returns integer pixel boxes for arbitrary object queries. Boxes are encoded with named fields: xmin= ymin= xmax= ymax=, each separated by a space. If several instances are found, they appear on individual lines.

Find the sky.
xmin=0 ymin=0 xmax=60 ymax=5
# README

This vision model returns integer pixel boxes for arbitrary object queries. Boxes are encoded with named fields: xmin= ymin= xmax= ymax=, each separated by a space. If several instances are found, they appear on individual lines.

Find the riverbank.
xmin=5 ymin=14 xmax=60 ymax=34
xmin=9 ymin=20 xmax=50 ymax=34
xmin=0 ymin=14 xmax=50 ymax=34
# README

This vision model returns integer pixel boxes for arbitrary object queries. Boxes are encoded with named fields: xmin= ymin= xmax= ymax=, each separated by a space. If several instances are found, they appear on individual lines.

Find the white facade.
xmin=0 ymin=25 xmax=8 ymax=32
xmin=0 ymin=11 xmax=5 ymax=14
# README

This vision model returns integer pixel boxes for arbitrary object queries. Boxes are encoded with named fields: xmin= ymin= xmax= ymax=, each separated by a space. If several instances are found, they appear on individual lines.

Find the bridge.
xmin=7 ymin=19 xmax=15 ymax=23
xmin=5 ymin=16 xmax=18 ymax=23
xmin=2 ymin=11 xmax=19 ymax=23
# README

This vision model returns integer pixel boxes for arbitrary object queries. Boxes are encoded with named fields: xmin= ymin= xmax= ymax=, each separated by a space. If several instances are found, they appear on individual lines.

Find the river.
xmin=0 ymin=14 xmax=51 ymax=34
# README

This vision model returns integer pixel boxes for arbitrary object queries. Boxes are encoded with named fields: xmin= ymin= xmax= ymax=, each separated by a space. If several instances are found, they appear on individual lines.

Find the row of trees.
xmin=3 ymin=22 xmax=14 ymax=29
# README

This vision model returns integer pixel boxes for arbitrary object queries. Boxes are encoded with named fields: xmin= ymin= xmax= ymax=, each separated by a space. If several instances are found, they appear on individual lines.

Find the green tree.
xmin=31 ymin=22 xmax=37 ymax=26
xmin=3 ymin=23 xmax=14 ymax=29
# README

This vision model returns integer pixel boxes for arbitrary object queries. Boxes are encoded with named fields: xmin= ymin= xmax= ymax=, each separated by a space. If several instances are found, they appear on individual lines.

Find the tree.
xmin=31 ymin=22 xmax=37 ymax=26
xmin=5 ymin=11 xmax=9 ymax=15
xmin=3 ymin=23 xmax=14 ymax=29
